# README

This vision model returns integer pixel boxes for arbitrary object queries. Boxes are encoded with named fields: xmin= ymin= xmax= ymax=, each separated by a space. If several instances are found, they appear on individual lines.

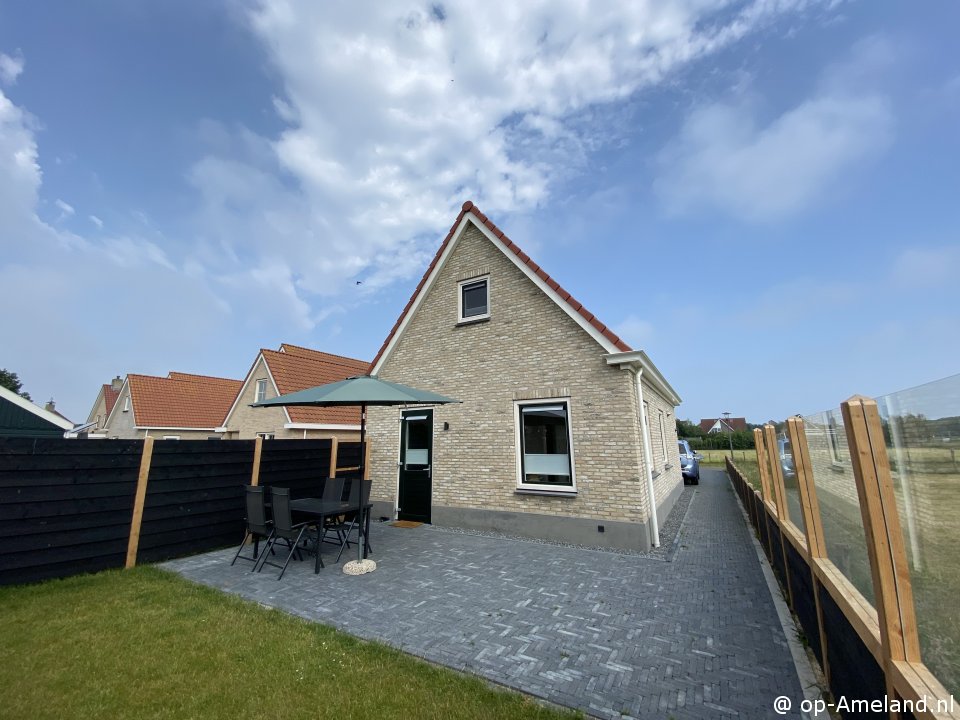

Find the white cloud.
xmin=655 ymin=37 xmax=895 ymax=221
xmin=55 ymin=198 xmax=75 ymax=218
xmin=892 ymin=246 xmax=960 ymax=290
xmin=615 ymin=315 xmax=655 ymax=348
xmin=0 ymin=52 xmax=24 ymax=86
xmin=187 ymin=0 xmax=834 ymax=294
xmin=89 ymin=214 xmax=104 ymax=229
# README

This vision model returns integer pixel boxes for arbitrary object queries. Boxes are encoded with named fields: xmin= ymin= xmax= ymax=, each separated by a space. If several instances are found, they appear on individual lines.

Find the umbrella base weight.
xmin=342 ymin=559 xmax=377 ymax=575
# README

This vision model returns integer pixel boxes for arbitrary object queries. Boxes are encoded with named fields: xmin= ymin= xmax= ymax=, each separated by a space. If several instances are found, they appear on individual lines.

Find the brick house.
xmin=699 ymin=417 xmax=747 ymax=434
xmin=366 ymin=202 xmax=683 ymax=551
xmin=220 ymin=343 xmax=367 ymax=441
xmin=86 ymin=376 xmax=123 ymax=432
xmin=102 ymin=372 xmax=243 ymax=439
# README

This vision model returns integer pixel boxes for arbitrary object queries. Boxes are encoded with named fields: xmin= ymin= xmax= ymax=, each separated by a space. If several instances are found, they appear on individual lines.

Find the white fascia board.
xmin=604 ymin=350 xmax=682 ymax=406
xmin=86 ymin=386 xmax=106 ymax=424
xmin=0 ymin=386 xmax=76 ymax=430
xmin=372 ymin=214 xmax=618 ymax=374
xmin=136 ymin=426 xmax=220 ymax=431
xmin=102 ymin=377 xmax=131 ymax=429
xmin=222 ymin=353 xmax=292 ymax=426
xmin=283 ymin=423 xmax=362 ymax=431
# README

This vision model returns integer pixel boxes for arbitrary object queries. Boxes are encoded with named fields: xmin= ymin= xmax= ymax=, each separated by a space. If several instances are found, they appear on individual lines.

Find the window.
xmin=256 ymin=432 xmax=275 ymax=440
xmin=255 ymin=379 xmax=268 ymax=404
xmin=658 ymin=410 xmax=667 ymax=465
xmin=122 ymin=396 xmax=130 ymax=412
xmin=516 ymin=399 xmax=575 ymax=491
xmin=458 ymin=276 xmax=489 ymax=322
xmin=162 ymin=435 xmax=180 ymax=440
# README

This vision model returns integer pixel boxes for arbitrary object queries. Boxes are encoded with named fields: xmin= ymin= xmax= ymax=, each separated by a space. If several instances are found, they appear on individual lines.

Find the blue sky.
xmin=1 ymin=1 xmax=958 ymax=424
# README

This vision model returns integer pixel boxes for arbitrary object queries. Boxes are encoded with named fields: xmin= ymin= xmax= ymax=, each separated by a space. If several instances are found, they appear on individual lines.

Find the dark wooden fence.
xmin=0 ymin=437 xmax=363 ymax=586
xmin=727 ymin=397 xmax=957 ymax=720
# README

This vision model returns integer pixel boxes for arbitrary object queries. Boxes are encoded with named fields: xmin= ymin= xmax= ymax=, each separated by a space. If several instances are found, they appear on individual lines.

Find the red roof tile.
xmin=128 ymin=373 xmax=243 ymax=428
xmin=261 ymin=348 xmax=368 ymax=426
xmin=102 ymin=384 xmax=120 ymax=417
xmin=369 ymin=201 xmax=630 ymax=371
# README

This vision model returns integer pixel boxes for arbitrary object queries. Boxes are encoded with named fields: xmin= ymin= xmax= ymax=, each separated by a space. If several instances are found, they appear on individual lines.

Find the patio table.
xmin=290 ymin=498 xmax=373 ymax=573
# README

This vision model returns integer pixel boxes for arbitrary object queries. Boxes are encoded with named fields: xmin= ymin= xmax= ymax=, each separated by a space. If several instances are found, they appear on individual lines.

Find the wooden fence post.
xmin=787 ymin=416 xmax=831 ymax=684
xmin=328 ymin=436 xmax=339 ymax=479
xmin=842 ymin=396 xmax=921 ymax=704
xmin=250 ymin=436 xmax=263 ymax=487
xmin=754 ymin=428 xmax=775 ymax=557
xmin=125 ymin=437 xmax=154 ymax=569
xmin=764 ymin=424 xmax=794 ymax=608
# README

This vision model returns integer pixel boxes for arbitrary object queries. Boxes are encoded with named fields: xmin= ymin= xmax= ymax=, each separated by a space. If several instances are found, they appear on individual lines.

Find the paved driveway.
xmin=165 ymin=469 xmax=802 ymax=719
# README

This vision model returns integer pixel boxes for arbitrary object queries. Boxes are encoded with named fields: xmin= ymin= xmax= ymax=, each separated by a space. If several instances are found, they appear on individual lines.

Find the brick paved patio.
xmin=164 ymin=468 xmax=802 ymax=719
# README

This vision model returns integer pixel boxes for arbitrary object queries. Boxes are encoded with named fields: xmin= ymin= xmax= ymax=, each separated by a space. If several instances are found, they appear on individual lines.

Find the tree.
xmin=0 ymin=369 xmax=31 ymax=401
xmin=676 ymin=418 xmax=702 ymax=439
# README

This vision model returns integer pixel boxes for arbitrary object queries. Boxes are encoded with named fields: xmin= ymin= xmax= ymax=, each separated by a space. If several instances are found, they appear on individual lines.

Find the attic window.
xmin=458 ymin=276 xmax=489 ymax=323
xmin=255 ymin=379 xmax=268 ymax=404
xmin=123 ymin=396 xmax=130 ymax=412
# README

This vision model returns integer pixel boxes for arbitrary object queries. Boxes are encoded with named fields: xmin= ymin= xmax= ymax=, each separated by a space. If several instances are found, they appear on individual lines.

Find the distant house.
xmin=102 ymin=372 xmax=243 ymax=439
xmin=366 ymin=202 xmax=682 ymax=552
xmin=699 ymin=417 xmax=748 ymax=434
xmin=86 ymin=376 xmax=123 ymax=432
xmin=221 ymin=343 xmax=367 ymax=441
xmin=0 ymin=386 xmax=74 ymax=438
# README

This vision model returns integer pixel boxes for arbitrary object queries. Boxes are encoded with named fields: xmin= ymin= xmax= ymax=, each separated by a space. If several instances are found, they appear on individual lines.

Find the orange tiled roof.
xmin=262 ymin=347 xmax=368 ymax=426
xmin=369 ymin=201 xmax=630 ymax=371
xmin=128 ymin=373 xmax=243 ymax=428
xmin=102 ymin=384 xmax=120 ymax=417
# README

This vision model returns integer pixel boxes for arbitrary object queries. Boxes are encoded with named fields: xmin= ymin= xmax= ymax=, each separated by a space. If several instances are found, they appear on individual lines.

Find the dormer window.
xmin=458 ymin=276 xmax=489 ymax=323
xmin=255 ymin=379 xmax=268 ymax=404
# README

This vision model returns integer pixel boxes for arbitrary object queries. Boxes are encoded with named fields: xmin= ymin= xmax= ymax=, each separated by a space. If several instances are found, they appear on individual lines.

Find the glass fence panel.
xmin=776 ymin=432 xmax=806 ymax=536
xmin=877 ymin=374 xmax=960 ymax=698
xmin=802 ymin=409 xmax=875 ymax=604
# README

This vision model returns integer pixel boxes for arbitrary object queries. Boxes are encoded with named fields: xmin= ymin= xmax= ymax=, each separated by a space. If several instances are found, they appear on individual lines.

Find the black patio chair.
xmin=230 ymin=485 xmax=273 ymax=567
xmin=254 ymin=487 xmax=315 ymax=580
xmin=335 ymin=479 xmax=372 ymax=563
xmin=317 ymin=477 xmax=348 ymax=547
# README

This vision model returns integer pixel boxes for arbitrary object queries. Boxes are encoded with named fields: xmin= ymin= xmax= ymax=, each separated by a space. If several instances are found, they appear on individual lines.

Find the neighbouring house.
xmin=0 ymin=386 xmax=74 ymax=438
xmin=220 ymin=343 xmax=367 ymax=441
xmin=366 ymin=201 xmax=683 ymax=551
xmin=699 ymin=417 xmax=747 ymax=434
xmin=86 ymin=376 xmax=123 ymax=432
xmin=102 ymin=372 xmax=243 ymax=439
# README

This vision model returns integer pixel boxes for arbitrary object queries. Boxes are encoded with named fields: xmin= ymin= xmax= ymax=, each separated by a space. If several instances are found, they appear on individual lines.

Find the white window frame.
xmin=513 ymin=397 xmax=577 ymax=493
xmin=256 ymin=432 xmax=275 ymax=440
xmin=255 ymin=379 xmax=268 ymax=404
xmin=457 ymin=275 xmax=490 ymax=323
xmin=123 ymin=396 xmax=130 ymax=412
xmin=162 ymin=435 xmax=180 ymax=440
xmin=658 ymin=410 xmax=667 ymax=466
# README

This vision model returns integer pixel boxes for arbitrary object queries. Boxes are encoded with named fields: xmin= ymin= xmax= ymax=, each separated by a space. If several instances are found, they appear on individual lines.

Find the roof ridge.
xmin=167 ymin=371 xmax=243 ymax=385
xmin=264 ymin=347 xmax=367 ymax=371
xmin=278 ymin=343 xmax=368 ymax=366
xmin=368 ymin=200 xmax=630 ymax=371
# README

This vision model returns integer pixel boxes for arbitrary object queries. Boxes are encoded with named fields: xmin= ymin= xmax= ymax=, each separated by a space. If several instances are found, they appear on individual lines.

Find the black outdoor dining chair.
xmin=319 ymin=477 xmax=348 ymax=546
xmin=335 ymin=479 xmax=372 ymax=563
xmin=230 ymin=485 xmax=272 ymax=567
xmin=254 ymin=487 xmax=316 ymax=580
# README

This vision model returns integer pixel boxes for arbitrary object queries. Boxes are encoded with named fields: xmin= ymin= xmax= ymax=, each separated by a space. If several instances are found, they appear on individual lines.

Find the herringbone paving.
xmin=165 ymin=469 xmax=801 ymax=719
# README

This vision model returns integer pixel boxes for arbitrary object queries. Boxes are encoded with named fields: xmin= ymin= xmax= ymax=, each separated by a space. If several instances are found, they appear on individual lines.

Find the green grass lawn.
xmin=698 ymin=448 xmax=762 ymax=490
xmin=1 ymin=567 xmax=578 ymax=720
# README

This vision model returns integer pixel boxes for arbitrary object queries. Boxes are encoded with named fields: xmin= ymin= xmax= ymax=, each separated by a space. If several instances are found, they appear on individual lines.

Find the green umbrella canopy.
xmin=250 ymin=375 xmax=458 ymax=408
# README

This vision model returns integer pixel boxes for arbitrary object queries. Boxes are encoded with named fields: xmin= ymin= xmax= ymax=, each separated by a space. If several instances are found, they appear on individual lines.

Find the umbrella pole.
xmin=358 ymin=402 xmax=366 ymax=565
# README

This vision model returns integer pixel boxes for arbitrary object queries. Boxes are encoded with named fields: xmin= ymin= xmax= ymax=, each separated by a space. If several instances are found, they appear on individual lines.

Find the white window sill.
xmin=455 ymin=316 xmax=490 ymax=328
xmin=515 ymin=488 xmax=577 ymax=498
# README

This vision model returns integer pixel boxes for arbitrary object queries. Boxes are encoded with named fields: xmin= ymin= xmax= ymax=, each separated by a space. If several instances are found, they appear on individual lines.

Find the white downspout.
xmin=635 ymin=368 xmax=660 ymax=548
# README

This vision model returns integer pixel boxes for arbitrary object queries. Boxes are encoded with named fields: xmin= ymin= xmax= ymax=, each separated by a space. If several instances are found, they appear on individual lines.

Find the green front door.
xmin=398 ymin=409 xmax=432 ymax=522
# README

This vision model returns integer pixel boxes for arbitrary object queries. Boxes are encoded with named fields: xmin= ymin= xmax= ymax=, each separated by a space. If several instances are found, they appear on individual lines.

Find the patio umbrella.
xmin=251 ymin=375 xmax=458 ymax=573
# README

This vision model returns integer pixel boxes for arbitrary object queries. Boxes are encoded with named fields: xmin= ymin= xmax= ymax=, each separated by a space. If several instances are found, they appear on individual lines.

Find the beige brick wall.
xmin=221 ymin=357 xmax=360 ymax=442
xmin=368 ymin=220 xmax=680 ymax=525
